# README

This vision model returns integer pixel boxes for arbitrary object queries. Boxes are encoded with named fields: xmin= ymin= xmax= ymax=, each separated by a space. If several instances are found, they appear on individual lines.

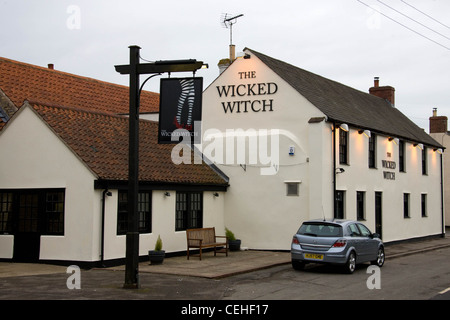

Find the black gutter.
xmin=332 ymin=121 xmax=337 ymax=219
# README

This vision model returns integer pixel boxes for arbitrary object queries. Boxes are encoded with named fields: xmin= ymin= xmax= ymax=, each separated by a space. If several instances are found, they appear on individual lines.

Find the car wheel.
xmin=371 ymin=247 xmax=385 ymax=267
xmin=292 ymin=260 xmax=305 ymax=271
xmin=344 ymin=251 xmax=356 ymax=274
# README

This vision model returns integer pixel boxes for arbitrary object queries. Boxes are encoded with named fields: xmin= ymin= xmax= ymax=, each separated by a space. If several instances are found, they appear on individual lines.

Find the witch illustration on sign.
xmin=174 ymin=78 xmax=195 ymax=131
xmin=158 ymin=77 xmax=203 ymax=144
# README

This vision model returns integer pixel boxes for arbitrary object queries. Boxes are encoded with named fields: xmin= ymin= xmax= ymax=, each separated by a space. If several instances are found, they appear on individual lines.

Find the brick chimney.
xmin=48 ymin=64 xmax=54 ymax=70
xmin=429 ymin=108 xmax=448 ymax=133
xmin=369 ymin=77 xmax=395 ymax=106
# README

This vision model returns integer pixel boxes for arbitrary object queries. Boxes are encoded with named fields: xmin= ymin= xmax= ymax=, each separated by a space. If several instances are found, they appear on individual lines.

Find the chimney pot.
xmin=48 ymin=64 xmax=54 ymax=70
xmin=374 ymin=77 xmax=379 ymax=88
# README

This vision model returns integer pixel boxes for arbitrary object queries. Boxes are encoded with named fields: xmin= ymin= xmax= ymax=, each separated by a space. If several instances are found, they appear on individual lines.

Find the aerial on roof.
xmin=0 ymin=56 xmax=159 ymax=116
xmin=245 ymin=48 xmax=442 ymax=148
xmin=15 ymin=101 xmax=228 ymax=187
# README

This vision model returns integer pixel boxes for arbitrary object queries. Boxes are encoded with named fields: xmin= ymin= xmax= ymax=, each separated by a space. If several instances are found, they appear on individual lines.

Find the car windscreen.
xmin=298 ymin=222 xmax=343 ymax=237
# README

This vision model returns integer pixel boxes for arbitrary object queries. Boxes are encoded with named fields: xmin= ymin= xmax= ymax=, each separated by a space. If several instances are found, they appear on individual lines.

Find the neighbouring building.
xmin=429 ymin=108 xmax=449 ymax=227
xmin=201 ymin=48 xmax=445 ymax=250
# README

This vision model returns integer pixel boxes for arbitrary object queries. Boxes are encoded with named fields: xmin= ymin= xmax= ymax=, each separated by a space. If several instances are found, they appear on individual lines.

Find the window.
xmin=368 ymin=134 xmax=376 ymax=168
xmin=285 ymin=182 xmax=300 ymax=196
xmin=357 ymin=223 xmax=372 ymax=237
xmin=44 ymin=191 xmax=65 ymax=235
xmin=339 ymin=130 xmax=348 ymax=165
xmin=356 ymin=191 xmax=365 ymax=221
xmin=175 ymin=192 xmax=203 ymax=231
xmin=421 ymin=194 xmax=427 ymax=217
xmin=422 ymin=147 xmax=428 ymax=175
xmin=0 ymin=192 xmax=13 ymax=234
xmin=399 ymin=140 xmax=405 ymax=172
xmin=0 ymin=189 xmax=65 ymax=235
xmin=117 ymin=190 xmax=152 ymax=235
xmin=348 ymin=223 xmax=361 ymax=237
xmin=335 ymin=190 xmax=345 ymax=219
xmin=403 ymin=193 xmax=410 ymax=218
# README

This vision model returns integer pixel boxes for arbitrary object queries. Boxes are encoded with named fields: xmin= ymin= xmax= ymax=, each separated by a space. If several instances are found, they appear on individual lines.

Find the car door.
xmin=357 ymin=223 xmax=378 ymax=262
xmin=347 ymin=223 xmax=363 ymax=262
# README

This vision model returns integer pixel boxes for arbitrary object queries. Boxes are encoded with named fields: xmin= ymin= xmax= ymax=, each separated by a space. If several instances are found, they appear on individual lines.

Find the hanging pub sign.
xmin=158 ymin=77 xmax=203 ymax=144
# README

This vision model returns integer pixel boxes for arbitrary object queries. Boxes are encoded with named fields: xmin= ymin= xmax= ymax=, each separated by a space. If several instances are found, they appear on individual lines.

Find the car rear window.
xmin=298 ymin=223 xmax=343 ymax=237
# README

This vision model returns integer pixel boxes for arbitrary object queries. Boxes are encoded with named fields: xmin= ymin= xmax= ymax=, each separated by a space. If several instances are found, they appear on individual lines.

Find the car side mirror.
xmin=371 ymin=233 xmax=380 ymax=239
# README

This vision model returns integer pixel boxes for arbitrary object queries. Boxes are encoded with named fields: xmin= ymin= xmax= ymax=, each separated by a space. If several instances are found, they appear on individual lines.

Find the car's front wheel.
xmin=292 ymin=260 xmax=305 ymax=270
xmin=344 ymin=251 xmax=356 ymax=274
xmin=371 ymin=247 xmax=385 ymax=267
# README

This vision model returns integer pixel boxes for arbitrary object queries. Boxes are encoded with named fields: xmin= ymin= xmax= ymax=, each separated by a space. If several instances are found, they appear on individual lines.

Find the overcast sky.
xmin=1 ymin=0 xmax=449 ymax=131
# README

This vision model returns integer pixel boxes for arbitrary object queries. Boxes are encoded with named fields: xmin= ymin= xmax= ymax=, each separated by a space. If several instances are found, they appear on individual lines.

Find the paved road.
xmin=0 ymin=246 xmax=449 ymax=301
xmin=223 ymin=246 xmax=450 ymax=300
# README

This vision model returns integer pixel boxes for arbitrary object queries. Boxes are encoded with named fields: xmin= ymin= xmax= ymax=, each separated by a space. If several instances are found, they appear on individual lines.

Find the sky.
xmin=1 ymin=0 xmax=449 ymax=132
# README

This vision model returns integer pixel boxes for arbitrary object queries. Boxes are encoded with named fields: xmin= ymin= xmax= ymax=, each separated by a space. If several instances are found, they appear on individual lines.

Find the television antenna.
xmin=221 ymin=13 xmax=244 ymax=46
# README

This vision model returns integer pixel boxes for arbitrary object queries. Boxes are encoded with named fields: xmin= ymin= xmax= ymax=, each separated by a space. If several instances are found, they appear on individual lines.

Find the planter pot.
xmin=228 ymin=239 xmax=241 ymax=251
xmin=148 ymin=250 xmax=165 ymax=265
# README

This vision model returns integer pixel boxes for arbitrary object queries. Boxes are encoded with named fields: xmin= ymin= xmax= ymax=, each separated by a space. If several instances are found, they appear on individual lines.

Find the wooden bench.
xmin=186 ymin=227 xmax=228 ymax=260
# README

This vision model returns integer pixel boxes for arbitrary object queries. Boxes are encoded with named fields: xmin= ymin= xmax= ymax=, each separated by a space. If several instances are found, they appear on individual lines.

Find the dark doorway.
xmin=13 ymin=193 xmax=41 ymax=262
xmin=375 ymin=192 xmax=382 ymax=239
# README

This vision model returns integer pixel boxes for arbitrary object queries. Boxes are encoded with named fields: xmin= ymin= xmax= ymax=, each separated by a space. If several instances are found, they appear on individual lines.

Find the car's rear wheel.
xmin=371 ymin=247 xmax=385 ymax=267
xmin=344 ymin=251 xmax=356 ymax=274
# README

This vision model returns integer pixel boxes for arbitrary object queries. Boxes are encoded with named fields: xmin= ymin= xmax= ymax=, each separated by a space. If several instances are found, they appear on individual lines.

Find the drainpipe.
xmin=441 ymin=154 xmax=445 ymax=237
xmin=101 ymin=189 xmax=112 ymax=267
xmin=332 ymin=122 xmax=337 ymax=219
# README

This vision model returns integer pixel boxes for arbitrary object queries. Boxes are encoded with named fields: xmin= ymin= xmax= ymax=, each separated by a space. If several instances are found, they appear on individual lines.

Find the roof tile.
xmin=0 ymin=57 xmax=159 ymax=115
xmin=29 ymin=102 xmax=228 ymax=186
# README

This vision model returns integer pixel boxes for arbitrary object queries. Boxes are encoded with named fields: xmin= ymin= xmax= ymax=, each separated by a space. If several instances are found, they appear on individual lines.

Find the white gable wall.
xmin=0 ymin=105 xmax=100 ymax=261
xmin=202 ymin=53 xmax=327 ymax=250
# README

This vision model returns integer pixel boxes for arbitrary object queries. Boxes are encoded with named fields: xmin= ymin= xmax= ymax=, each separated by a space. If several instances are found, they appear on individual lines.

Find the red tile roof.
xmin=0 ymin=57 xmax=159 ymax=115
xmin=27 ymin=102 xmax=228 ymax=187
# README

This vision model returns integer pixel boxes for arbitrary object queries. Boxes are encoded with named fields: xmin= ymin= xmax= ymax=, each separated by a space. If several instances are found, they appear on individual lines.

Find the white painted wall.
xmin=202 ymin=50 xmax=444 ymax=250
xmin=0 ymin=105 xmax=227 ymax=263
xmin=202 ymin=52 xmax=326 ymax=250
xmin=102 ymin=190 xmax=226 ymax=260
xmin=0 ymin=105 xmax=99 ymax=261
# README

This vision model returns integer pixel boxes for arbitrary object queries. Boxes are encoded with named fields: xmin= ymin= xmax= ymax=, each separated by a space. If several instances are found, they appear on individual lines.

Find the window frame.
xmin=175 ymin=192 xmax=203 ymax=231
xmin=339 ymin=129 xmax=349 ymax=165
xmin=368 ymin=134 xmax=376 ymax=168
xmin=403 ymin=193 xmax=410 ymax=218
xmin=117 ymin=190 xmax=152 ymax=235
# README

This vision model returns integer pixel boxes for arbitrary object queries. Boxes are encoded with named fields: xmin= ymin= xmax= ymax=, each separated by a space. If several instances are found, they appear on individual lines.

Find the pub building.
xmin=0 ymin=48 xmax=445 ymax=266
xmin=201 ymin=48 xmax=445 ymax=251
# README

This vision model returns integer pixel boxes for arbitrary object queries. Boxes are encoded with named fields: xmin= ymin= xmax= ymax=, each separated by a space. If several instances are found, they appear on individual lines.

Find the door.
xmin=13 ymin=193 xmax=41 ymax=262
xmin=375 ymin=192 xmax=382 ymax=239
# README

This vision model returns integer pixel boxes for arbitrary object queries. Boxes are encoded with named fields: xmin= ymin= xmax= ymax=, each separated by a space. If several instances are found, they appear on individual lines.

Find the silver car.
xmin=291 ymin=219 xmax=385 ymax=274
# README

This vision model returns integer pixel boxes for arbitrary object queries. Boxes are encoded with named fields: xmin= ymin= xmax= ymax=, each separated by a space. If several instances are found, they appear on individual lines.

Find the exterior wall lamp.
xmin=359 ymin=130 xmax=371 ymax=138
xmin=434 ymin=148 xmax=443 ymax=154
xmin=389 ymin=137 xmax=399 ymax=145
xmin=339 ymin=124 xmax=349 ymax=132
xmin=164 ymin=192 xmax=171 ymax=197
xmin=414 ymin=143 xmax=424 ymax=150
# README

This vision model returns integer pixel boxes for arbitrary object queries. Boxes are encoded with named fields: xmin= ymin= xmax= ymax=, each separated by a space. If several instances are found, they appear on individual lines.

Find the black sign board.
xmin=158 ymin=77 xmax=203 ymax=144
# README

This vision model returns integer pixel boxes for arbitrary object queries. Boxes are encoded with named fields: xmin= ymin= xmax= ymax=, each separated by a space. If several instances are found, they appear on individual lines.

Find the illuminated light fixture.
xmin=339 ymin=124 xmax=349 ymax=132
xmin=359 ymin=130 xmax=371 ymax=138
xmin=201 ymin=63 xmax=209 ymax=69
xmin=414 ymin=143 xmax=424 ymax=150
xmin=389 ymin=137 xmax=399 ymax=145
xmin=434 ymin=148 xmax=443 ymax=154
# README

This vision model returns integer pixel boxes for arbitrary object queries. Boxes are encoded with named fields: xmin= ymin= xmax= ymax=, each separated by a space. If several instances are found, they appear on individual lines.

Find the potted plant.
xmin=148 ymin=235 xmax=165 ymax=265
xmin=225 ymin=228 xmax=241 ymax=251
